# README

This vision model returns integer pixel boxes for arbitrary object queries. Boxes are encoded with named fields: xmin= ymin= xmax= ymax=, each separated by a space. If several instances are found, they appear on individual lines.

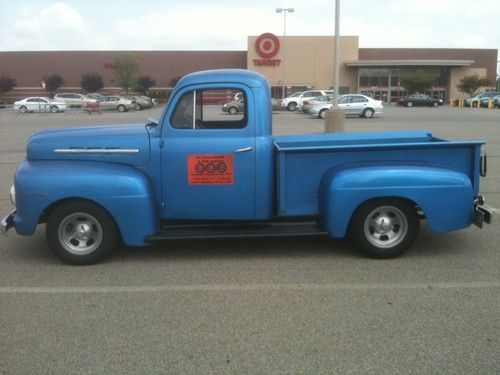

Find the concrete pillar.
xmin=324 ymin=108 xmax=345 ymax=133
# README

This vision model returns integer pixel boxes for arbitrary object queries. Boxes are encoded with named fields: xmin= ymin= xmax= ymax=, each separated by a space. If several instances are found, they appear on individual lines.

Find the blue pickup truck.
xmin=1 ymin=69 xmax=492 ymax=264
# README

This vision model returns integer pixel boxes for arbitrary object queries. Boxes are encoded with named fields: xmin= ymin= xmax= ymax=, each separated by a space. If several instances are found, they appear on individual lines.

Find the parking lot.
xmin=0 ymin=105 xmax=499 ymax=373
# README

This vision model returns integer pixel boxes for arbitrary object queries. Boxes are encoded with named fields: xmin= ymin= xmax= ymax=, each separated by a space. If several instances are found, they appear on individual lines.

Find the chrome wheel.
xmin=363 ymin=205 xmax=408 ymax=249
xmin=58 ymin=212 xmax=103 ymax=255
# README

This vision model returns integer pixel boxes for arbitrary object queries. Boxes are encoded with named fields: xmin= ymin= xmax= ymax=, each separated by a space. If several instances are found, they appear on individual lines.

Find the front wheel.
xmin=19 ymin=106 xmax=28 ymax=114
xmin=50 ymin=105 xmax=59 ymax=113
xmin=432 ymin=101 xmax=438 ymax=107
xmin=117 ymin=104 xmax=126 ymax=112
xmin=406 ymin=101 xmax=413 ymax=107
xmin=348 ymin=198 xmax=419 ymax=259
xmin=287 ymin=102 xmax=297 ymax=111
xmin=46 ymin=200 xmax=119 ymax=265
xmin=228 ymin=106 xmax=238 ymax=115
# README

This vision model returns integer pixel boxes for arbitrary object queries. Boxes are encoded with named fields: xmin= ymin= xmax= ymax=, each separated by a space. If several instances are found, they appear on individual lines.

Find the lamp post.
xmin=276 ymin=7 xmax=294 ymax=99
xmin=325 ymin=0 xmax=345 ymax=133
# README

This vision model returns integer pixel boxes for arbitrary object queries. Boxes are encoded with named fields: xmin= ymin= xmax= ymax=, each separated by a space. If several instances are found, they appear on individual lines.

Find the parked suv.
xmin=53 ymin=93 xmax=97 ymax=108
xmin=281 ymin=90 xmax=332 ymax=111
xmin=465 ymin=92 xmax=500 ymax=107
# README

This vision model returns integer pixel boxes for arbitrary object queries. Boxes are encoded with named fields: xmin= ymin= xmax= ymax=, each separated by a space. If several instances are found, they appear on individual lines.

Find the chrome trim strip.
xmin=54 ymin=149 xmax=139 ymax=154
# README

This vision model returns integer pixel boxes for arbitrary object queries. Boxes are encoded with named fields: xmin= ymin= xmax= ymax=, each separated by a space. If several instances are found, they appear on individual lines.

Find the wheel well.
xmin=41 ymin=198 xmax=121 ymax=234
xmin=349 ymin=197 xmax=420 ymax=225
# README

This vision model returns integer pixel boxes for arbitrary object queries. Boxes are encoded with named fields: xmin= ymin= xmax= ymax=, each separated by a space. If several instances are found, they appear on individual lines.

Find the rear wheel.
xmin=432 ymin=101 xmax=438 ymax=107
xmin=228 ymin=106 xmax=238 ymax=115
xmin=50 ymin=105 xmax=59 ymax=113
xmin=19 ymin=106 xmax=28 ymax=113
xmin=117 ymin=104 xmax=126 ymax=112
xmin=348 ymin=198 xmax=419 ymax=259
xmin=406 ymin=101 xmax=413 ymax=107
xmin=363 ymin=108 xmax=375 ymax=118
xmin=46 ymin=200 xmax=119 ymax=265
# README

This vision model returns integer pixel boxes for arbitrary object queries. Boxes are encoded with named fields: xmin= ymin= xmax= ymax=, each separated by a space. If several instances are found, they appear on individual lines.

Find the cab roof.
xmin=176 ymin=69 xmax=268 ymax=89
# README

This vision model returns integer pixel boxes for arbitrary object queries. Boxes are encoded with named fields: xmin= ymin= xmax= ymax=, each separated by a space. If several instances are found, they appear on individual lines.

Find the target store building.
xmin=0 ymin=33 xmax=497 ymax=102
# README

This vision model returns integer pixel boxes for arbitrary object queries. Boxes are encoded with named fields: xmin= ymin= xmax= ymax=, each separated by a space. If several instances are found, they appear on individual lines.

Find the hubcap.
xmin=58 ymin=212 xmax=103 ymax=255
xmin=364 ymin=206 xmax=408 ymax=248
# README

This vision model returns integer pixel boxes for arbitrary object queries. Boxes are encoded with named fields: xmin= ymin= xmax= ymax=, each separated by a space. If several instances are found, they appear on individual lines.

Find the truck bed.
xmin=273 ymin=130 xmax=484 ymax=216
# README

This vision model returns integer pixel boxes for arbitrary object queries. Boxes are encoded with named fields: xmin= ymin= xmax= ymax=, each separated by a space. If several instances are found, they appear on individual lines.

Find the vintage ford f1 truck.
xmin=1 ymin=69 xmax=493 ymax=264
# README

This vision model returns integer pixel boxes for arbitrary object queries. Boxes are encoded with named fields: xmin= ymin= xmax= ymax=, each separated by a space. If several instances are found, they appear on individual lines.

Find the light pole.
xmin=276 ymin=7 xmax=294 ymax=99
xmin=325 ymin=0 xmax=345 ymax=133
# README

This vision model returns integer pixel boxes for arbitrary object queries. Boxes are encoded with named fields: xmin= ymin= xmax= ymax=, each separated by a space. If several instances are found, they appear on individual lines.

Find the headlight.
xmin=10 ymin=185 xmax=16 ymax=206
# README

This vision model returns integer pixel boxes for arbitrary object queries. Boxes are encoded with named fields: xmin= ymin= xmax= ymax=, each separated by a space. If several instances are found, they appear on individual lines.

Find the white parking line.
xmin=0 ymin=281 xmax=499 ymax=294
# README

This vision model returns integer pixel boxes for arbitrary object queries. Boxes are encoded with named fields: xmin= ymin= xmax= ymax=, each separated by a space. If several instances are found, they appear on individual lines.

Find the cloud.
xmin=0 ymin=0 xmax=498 ymax=52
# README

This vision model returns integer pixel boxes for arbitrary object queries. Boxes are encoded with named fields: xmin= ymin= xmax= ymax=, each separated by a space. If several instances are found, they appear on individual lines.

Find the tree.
xmin=114 ymin=55 xmax=138 ymax=94
xmin=43 ymin=74 xmax=64 ymax=96
xmin=401 ymin=75 xmax=436 ymax=94
xmin=169 ymin=75 xmax=182 ymax=88
xmin=134 ymin=75 xmax=155 ymax=95
xmin=81 ymin=73 xmax=104 ymax=93
xmin=0 ymin=74 xmax=17 ymax=93
xmin=457 ymin=74 xmax=492 ymax=96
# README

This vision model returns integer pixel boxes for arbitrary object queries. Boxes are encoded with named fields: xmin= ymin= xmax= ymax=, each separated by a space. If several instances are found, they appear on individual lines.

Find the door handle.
xmin=234 ymin=147 xmax=253 ymax=153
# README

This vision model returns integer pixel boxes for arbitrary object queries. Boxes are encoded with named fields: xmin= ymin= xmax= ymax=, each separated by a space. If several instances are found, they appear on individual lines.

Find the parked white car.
xmin=53 ymin=93 xmax=97 ymax=108
xmin=281 ymin=90 xmax=332 ymax=111
xmin=100 ymin=96 xmax=136 ymax=112
xmin=14 ymin=97 xmax=68 ymax=113
xmin=310 ymin=94 xmax=383 ymax=119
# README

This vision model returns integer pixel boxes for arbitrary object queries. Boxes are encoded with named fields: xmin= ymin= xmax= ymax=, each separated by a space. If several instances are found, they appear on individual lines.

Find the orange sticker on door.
xmin=188 ymin=154 xmax=234 ymax=185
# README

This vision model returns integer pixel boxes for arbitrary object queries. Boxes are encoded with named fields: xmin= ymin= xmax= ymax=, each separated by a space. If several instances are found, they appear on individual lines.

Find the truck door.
xmin=161 ymin=85 xmax=256 ymax=220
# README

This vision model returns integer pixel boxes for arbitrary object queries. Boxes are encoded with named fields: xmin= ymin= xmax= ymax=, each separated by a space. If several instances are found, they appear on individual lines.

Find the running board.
xmin=145 ymin=221 xmax=328 ymax=241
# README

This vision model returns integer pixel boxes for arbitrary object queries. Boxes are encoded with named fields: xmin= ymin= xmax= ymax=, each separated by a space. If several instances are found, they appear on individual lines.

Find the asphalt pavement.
xmin=0 ymin=105 xmax=499 ymax=374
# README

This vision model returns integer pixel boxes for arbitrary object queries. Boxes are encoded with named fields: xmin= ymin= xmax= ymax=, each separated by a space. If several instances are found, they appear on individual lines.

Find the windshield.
xmin=289 ymin=92 xmax=302 ymax=97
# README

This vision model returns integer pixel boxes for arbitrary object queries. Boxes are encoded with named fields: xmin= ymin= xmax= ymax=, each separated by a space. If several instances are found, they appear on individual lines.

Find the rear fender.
xmin=14 ymin=160 xmax=159 ymax=246
xmin=319 ymin=166 xmax=473 ymax=237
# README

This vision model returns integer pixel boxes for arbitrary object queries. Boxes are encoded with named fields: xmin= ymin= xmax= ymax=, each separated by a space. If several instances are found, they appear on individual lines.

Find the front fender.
xmin=14 ymin=160 xmax=159 ymax=246
xmin=319 ymin=166 xmax=473 ymax=238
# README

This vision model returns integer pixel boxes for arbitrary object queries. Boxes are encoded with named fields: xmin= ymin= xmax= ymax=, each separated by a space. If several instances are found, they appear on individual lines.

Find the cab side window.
xmin=170 ymin=89 xmax=247 ymax=130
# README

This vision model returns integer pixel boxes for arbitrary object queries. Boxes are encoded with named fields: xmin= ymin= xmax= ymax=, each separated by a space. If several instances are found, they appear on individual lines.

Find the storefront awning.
xmin=345 ymin=59 xmax=474 ymax=67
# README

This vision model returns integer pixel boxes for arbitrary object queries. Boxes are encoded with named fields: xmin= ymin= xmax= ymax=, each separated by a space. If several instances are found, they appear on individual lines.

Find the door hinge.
xmin=159 ymin=138 xmax=164 ymax=148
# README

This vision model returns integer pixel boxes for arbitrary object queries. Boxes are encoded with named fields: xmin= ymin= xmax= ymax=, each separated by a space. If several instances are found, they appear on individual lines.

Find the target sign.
xmin=255 ymin=33 xmax=280 ymax=58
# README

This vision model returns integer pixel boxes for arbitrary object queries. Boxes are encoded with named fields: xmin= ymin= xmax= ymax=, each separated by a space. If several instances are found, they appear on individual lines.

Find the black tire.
xmin=432 ymin=101 xmax=438 ymax=107
xmin=406 ymin=101 xmax=413 ymax=107
xmin=363 ymin=108 xmax=375 ymax=118
xmin=50 ymin=105 xmax=59 ymax=113
xmin=287 ymin=102 xmax=297 ymax=111
xmin=19 ymin=106 xmax=28 ymax=114
xmin=228 ymin=106 xmax=237 ymax=115
xmin=348 ymin=198 xmax=419 ymax=259
xmin=117 ymin=104 xmax=126 ymax=112
xmin=46 ymin=200 xmax=119 ymax=265
xmin=319 ymin=108 xmax=328 ymax=119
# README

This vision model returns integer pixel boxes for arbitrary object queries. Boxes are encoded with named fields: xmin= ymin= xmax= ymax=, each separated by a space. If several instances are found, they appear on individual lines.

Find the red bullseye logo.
xmin=255 ymin=33 xmax=280 ymax=58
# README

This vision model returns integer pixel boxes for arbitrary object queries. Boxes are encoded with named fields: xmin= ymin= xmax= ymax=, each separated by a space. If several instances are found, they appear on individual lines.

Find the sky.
xmin=0 ymin=0 xmax=499 ymax=54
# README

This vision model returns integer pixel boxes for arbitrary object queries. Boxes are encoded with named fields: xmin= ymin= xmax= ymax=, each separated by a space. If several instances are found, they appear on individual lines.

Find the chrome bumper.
xmin=1 ymin=209 xmax=15 ymax=236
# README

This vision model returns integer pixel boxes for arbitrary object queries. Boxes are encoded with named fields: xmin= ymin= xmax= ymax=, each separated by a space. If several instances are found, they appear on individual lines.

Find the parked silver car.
xmin=53 ymin=93 xmax=97 ymax=108
xmin=310 ymin=94 xmax=383 ymax=119
xmin=14 ymin=97 xmax=68 ymax=113
xmin=100 ymin=96 xmax=135 ymax=112
xmin=125 ymin=96 xmax=152 ymax=110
